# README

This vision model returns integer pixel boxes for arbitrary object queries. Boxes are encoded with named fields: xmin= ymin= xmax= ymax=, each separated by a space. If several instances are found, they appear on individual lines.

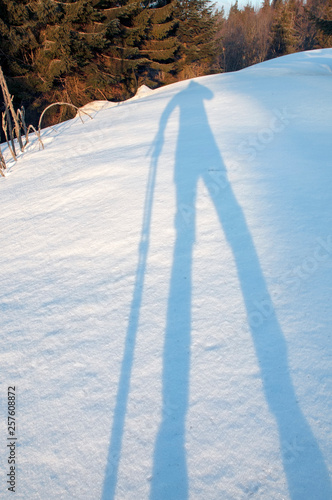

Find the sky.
xmin=215 ymin=0 xmax=263 ymax=15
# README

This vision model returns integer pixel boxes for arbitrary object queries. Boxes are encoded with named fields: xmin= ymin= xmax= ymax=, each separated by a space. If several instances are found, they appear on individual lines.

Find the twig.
xmin=38 ymin=102 xmax=92 ymax=137
xmin=27 ymin=124 xmax=44 ymax=150
xmin=0 ymin=67 xmax=24 ymax=151
xmin=0 ymin=145 xmax=6 ymax=174
xmin=2 ymin=111 xmax=17 ymax=161
xmin=17 ymin=106 xmax=29 ymax=146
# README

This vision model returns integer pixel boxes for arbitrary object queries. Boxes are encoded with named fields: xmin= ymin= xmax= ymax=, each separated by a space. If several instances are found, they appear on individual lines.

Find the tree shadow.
xmin=102 ymin=80 xmax=332 ymax=500
xmin=148 ymin=81 xmax=332 ymax=500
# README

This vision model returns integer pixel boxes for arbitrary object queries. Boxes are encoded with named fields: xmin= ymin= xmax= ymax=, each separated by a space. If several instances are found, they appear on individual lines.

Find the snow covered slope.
xmin=1 ymin=49 xmax=331 ymax=500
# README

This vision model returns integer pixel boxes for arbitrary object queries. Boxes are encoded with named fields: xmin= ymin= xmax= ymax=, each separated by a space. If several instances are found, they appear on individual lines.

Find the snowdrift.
xmin=1 ymin=49 xmax=331 ymax=499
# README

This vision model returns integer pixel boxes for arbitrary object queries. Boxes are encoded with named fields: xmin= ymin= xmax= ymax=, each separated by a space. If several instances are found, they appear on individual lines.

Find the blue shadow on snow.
xmin=102 ymin=81 xmax=332 ymax=500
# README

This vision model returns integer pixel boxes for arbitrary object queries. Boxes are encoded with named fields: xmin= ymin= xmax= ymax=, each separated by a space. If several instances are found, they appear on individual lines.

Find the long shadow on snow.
xmin=102 ymin=81 xmax=331 ymax=500
xmin=101 ymin=114 xmax=158 ymax=500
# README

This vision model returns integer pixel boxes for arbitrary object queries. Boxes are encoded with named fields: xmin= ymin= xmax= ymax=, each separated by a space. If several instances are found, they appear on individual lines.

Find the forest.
xmin=0 ymin=0 xmax=331 ymax=128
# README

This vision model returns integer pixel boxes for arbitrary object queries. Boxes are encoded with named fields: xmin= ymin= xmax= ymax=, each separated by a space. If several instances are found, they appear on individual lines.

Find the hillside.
xmin=1 ymin=49 xmax=332 ymax=499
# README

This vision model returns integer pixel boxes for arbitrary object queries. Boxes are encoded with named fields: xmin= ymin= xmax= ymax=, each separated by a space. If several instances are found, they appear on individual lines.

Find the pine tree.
xmin=293 ymin=0 xmax=317 ymax=52
xmin=267 ymin=0 xmax=296 ymax=59
xmin=0 ymin=1 xmax=42 ymax=126
xmin=0 ymin=0 xmax=218 ymax=129
xmin=175 ymin=0 xmax=216 ymax=78
xmin=307 ymin=0 xmax=332 ymax=46
xmin=0 ymin=0 xmax=38 ymax=76
xmin=315 ymin=17 xmax=332 ymax=35
xmin=95 ymin=0 xmax=180 ymax=94
xmin=139 ymin=1 xmax=180 ymax=87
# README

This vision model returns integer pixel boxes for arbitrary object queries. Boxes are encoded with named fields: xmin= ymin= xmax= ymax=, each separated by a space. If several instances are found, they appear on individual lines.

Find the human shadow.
xmin=148 ymin=81 xmax=332 ymax=500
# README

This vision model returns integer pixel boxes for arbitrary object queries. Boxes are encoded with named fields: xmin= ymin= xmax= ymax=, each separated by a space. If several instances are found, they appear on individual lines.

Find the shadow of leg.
xmin=150 ymin=181 xmax=196 ymax=500
xmin=205 ymin=175 xmax=332 ymax=499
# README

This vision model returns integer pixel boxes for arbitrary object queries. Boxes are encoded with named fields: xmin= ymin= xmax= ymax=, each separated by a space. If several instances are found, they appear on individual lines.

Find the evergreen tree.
xmin=315 ymin=17 xmax=332 ymax=35
xmin=0 ymin=0 xmax=43 ymax=124
xmin=267 ymin=0 xmax=296 ymax=59
xmin=139 ymin=1 xmax=180 ymax=86
xmin=96 ymin=0 xmax=180 ymax=93
xmin=293 ymin=0 xmax=317 ymax=52
xmin=307 ymin=0 xmax=332 ymax=46
xmin=0 ymin=0 xmax=38 ymax=75
xmin=175 ymin=0 xmax=216 ymax=78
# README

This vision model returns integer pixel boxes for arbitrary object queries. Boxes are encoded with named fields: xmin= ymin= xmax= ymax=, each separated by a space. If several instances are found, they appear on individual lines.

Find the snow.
xmin=77 ymin=85 xmax=155 ymax=118
xmin=0 ymin=49 xmax=331 ymax=499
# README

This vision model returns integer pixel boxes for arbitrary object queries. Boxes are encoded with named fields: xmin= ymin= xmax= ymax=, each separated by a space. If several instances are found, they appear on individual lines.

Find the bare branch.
xmin=0 ymin=67 xmax=24 ymax=151
xmin=27 ymin=124 xmax=44 ymax=150
xmin=38 ymin=102 xmax=92 ymax=137
xmin=0 ymin=145 xmax=6 ymax=174
xmin=2 ymin=111 xmax=17 ymax=161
